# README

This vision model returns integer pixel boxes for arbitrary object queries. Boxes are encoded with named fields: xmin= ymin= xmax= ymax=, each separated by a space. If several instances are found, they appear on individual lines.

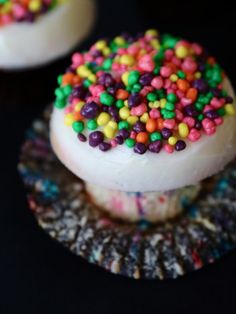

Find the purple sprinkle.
xmin=210 ymin=88 xmax=221 ymax=98
xmin=118 ymin=129 xmax=130 ymax=139
xmin=115 ymin=135 xmax=124 ymax=145
xmin=98 ymin=73 xmax=115 ymax=87
xmin=139 ymin=73 xmax=154 ymax=86
xmin=161 ymin=127 xmax=172 ymax=139
xmin=81 ymin=102 xmax=100 ymax=119
xmin=107 ymin=87 xmax=117 ymax=95
xmin=108 ymin=106 xmax=119 ymax=122
xmin=89 ymin=131 xmax=104 ymax=147
xmin=134 ymin=143 xmax=147 ymax=154
xmin=148 ymin=141 xmax=162 ymax=153
xmin=78 ymin=133 xmax=87 ymax=142
xmin=195 ymin=121 xmax=202 ymax=130
xmin=99 ymin=142 xmax=112 ymax=152
xmin=193 ymin=79 xmax=208 ymax=93
xmin=72 ymin=85 xmax=86 ymax=98
xmin=184 ymin=105 xmax=198 ymax=118
xmin=225 ymin=96 xmax=233 ymax=103
xmin=175 ymin=140 xmax=186 ymax=151
xmin=133 ymin=121 xmax=146 ymax=133
xmin=205 ymin=110 xmax=219 ymax=119
xmin=128 ymin=93 xmax=142 ymax=108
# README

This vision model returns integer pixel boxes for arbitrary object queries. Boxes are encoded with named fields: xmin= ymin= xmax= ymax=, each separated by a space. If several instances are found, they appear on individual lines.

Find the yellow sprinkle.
xmin=170 ymin=74 xmax=178 ymax=82
xmin=64 ymin=113 xmax=75 ymax=126
xmin=107 ymin=121 xmax=118 ymax=130
xmin=95 ymin=40 xmax=107 ymax=50
xmin=119 ymin=107 xmax=130 ymax=119
xmin=29 ymin=0 xmax=42 ymax=12
xmin=121 ymin=72 xmax=129 ymax=86
xmin=225 ymin=104 xmax=235 ymax=115
xmin=145 ymin=29 xmax=159 ymax=37
xmin=88 ymin=74 xmax=97 ymax=83
xmin=168 ymin=136 xmax=178 ymax=145
xmin=175 ymin=46 xmax=188 ymax=58
xmin=120 ymin=54 xmax=135 ymax=66
xmin=178 ymin=123 xmax=189 ymax=138
xmin=148 ymin=102 xmax=155 ymax=109
xmin=139 ymin=49 xmax=147 ymax=56
xmin=97 ymin=112 xmax=111 ymax=126
xmin=124 ymin=100 xmax=129 ymax=107
xmin=127 ymin=116 xmax=138 ymax=125
xmin=1 ymin=2 xmax=12 ymax=14
xmin=160 ymin=98 xmax=167 ymax=108
xmin=195 ymin=72 xmax=202 ymax=79
xmin=114 ymin=36 xmax=126 ymax=46
xmin=102 ymin=47 xmax=111 ymax=57
xmin=153 ymin=101 xmax=160 ymax=108
xmin=104 ymin=125 xmax=116 ymax=139
xmin=74 ymin=101 xmax=85 ymax=112
xmin=150 ymin=39 xmax=160 ymax=50
xmin=140 ymin=113 xmax=149 ymax=123
xmin=76 ymin=65 xmax=91 ymax=78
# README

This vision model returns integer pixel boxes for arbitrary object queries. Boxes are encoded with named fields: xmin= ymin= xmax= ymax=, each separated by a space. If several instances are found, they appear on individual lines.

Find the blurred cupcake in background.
xmin=0 ymin=0 xmax=96 ymax=107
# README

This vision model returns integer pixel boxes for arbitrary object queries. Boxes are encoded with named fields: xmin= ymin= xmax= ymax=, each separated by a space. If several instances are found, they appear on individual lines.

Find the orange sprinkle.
xmin=72 ymin=76 xmax=81 ymax=85
xmin=157 ymin=118 xmax=164 ymax=130
xmin=62 ymin=73 xmax=74 ymax=86
xmin=73 ymin=111 xmax=84 ymax=121
xmin=116 ymin=89 xmax=129 ymax=100
xmin=136 ymin=132 xmax=149 ymax=144
xmin=177 ymin=79 xmax=190 ymax=92
xmin=186 ymin=88 xmax=198 ymax=101
xmin=146 ymin=118 xmax=157 ymax=133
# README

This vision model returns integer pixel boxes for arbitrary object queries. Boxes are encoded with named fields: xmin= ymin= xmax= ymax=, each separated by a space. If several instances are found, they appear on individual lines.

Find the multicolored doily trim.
xmin=54 ymin=29 xmax=235 ymax=154
xmin=18 ymin=108 xmax=236 ymax=279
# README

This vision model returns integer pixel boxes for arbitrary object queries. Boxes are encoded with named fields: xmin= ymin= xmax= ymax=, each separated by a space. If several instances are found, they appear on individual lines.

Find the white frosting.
xmin=50 ymin=78 xmax=236 ymax=192
xmin=0 ymin=0 xmax=95 ymax=69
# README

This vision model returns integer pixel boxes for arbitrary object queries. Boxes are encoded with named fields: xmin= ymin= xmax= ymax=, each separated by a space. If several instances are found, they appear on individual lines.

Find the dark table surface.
xmin=1 ymin=0 xmax=236 ymax=313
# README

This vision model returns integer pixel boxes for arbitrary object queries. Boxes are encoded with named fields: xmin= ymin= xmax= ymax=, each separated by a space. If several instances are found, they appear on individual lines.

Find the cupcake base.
xmin=18 ymin=108 xmax=236 ymax=280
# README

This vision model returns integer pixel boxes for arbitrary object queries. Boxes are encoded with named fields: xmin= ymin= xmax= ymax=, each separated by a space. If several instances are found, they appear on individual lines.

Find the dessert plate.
xmin=18 ymin=108 xmax=236 ymax=279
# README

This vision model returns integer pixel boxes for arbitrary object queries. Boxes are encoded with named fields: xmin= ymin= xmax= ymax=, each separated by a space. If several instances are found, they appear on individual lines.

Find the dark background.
xmin=1 ymin=0 xmax=236 ymax=313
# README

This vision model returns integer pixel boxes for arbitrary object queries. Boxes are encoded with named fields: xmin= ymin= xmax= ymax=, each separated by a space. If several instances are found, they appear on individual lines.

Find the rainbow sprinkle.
xmin=54 ymin=30 xmax=235 ymax=154
xmin=0 ymin=0 xmax=63 ymax=26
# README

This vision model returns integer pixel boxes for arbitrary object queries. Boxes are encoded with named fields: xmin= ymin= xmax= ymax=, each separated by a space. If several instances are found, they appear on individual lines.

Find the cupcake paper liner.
xmin=18 ymin=108 xmax=236 ymax=280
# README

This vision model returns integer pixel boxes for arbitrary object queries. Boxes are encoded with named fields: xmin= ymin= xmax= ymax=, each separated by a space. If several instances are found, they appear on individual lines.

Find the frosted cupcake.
xmin=50 ymin=30 xmax=236 ymax=222
xmin=0 ymin=0 xmax=95 ymax=107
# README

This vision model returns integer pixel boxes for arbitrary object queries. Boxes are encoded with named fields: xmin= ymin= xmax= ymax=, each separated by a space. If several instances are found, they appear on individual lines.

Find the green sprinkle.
xmin=128 ymin=71 xmax=140 ymax=86
xmin=167 ymin=93 xmax=177 ymax=103
xmin=54 ymin=99 xmax=66 ymax=109
xmin=125 ymin=138 xmax=135 ymax=148
xmin=198 ymin=114 xmax=204 ymax=121
xmin=154 ymin=50 xmax=165 ymax=61
xmin=132 ymin=83 xmax=142 ymax=93
xmin=118 ymin=121 xmax=129 ymax=130
xmin=150 ymin=132 xmax=162 ymax=142
xmin=116 ymin=100 xmax=125 ymax=109
xmin=165 ymin=102 xmax=175 ymax=111
xmin=177 ymin=70 xmax=186 ymax=79
xmin=217 ymin=108 xmax=226 ymax=116
xmin=103 ymin=59 xmax=113 ymax=70
xmin=63 ymin=85 xmax=72 ymax=97
xmin=147 ymin=93 xmax=158 ymax=102
xmin=195 ymin=102 xmax=204 ymax=111
xmin=100 ymin=92 xmax=114 ymax=106
xmin=153 ymin=66 xmax=160 ymax=75
xmin=87 ymin=120 xmax=97 ymax=130
xmin=163 ymin=111 xmax=175 ymax=119
xmin=57 ymin=75 xmax=63 ymax=85
xmin=83 ymin=79 xmax=92 ymax=88
xmin=72 ymin=121 xmax=84 ymax=133
xmin=55 ymin=88 xmax=64 ymax=100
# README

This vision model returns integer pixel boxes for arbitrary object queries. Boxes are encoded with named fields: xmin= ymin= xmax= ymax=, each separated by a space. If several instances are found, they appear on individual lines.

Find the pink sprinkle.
xmin=65 ymin=106 xmax=73 ymax=114
xmin=72 ymin=98 xmax=80 ymax=105
xmin=96 ymin=57 xmax=105 ymax=66
xmin=164 ymin=144 xmax=174 ymax=154
xmin=130 ymin=131 xmax=137 ymax=139
xmin=175 ymin=103 xmax=183 ymax=110
xmin=2 ymin=14 xmax=13 ymax=25
xmin=188 ymin=128 xmax=201 ymax=142
xmin=127 ymin=44 xmax=139 ymax=55
xmin=163 ymin=119 xmax=176 ymax=129
xmin=150 ymin=109 xmax=160 ymax=119
xmin=89 ymin=85 xmax=105 ymax=97
xmin=171 ymin=83 xmax=177 ymax=90
xmin=72 ymin=53 xmax=84 ymax=66
xmin=131 ymin=103 xmax=147 ymax=116
xmin=214 ymin=117 xmax=224 ymax=125
xmin=151 ymin=77 xmax=164 ymax=89
xmin=96 ymin=71 xmax=105 ymax=77
xmin=202 ymin=118 xmax=215 ymax=133
xmin=211 ymin=97 xmax=222 ymax=109
xmin=138 ymin=55 xmax=155 ymax=72
xmin=181 ymin=97 xmax=192 ymax=106
xmin=171 ymin=56 xmax=182 ymax=66
xmin=204 ymin=127 xmax=216 ymax=135
xmin=167 ymin=88 xmax=175 ymax=94
xmin=183 ymin=117 xmax=195 ymax=128
xmin=117 ymin=48 xmax=127 ymax=55
xmin=175 ymin=109 xmax=184 ymax=121
xmin=140 ymin=86 xmax=154 ymax=97
xmin=220 ymin=98 xmax=226 ymax=105
xmin=111 ymin=139 xmax=117 ymax=147
xmin=164 ymin=49 xmax=174 ymax=61
xmin=203 ymin=105 xmax=214 ymax=113
xmin=13 ymin=4 xmax=26 ymax=19
xmin=160 ymin=66 xmax=173 ymax=78
xmin=164 ymin=78 xmax=171 ymax=89
xmin=112 ymin=63 xmax=120 ymax=71
xmin=192 ymin=43 xmax=203 ymax=55
xmin=182 ymin=58 xmax=197 ymax=73
xmin=87 ymin=96 xmax=99 ymax=103
xmin=176 ymin=90 xmax=185 ymax=99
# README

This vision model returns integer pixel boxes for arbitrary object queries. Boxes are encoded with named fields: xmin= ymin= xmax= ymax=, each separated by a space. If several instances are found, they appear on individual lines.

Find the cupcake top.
xmin=54 ymin=29 xmax=235 ymax=155
xmin=0 ymin=0 xmax=62 ymax=26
